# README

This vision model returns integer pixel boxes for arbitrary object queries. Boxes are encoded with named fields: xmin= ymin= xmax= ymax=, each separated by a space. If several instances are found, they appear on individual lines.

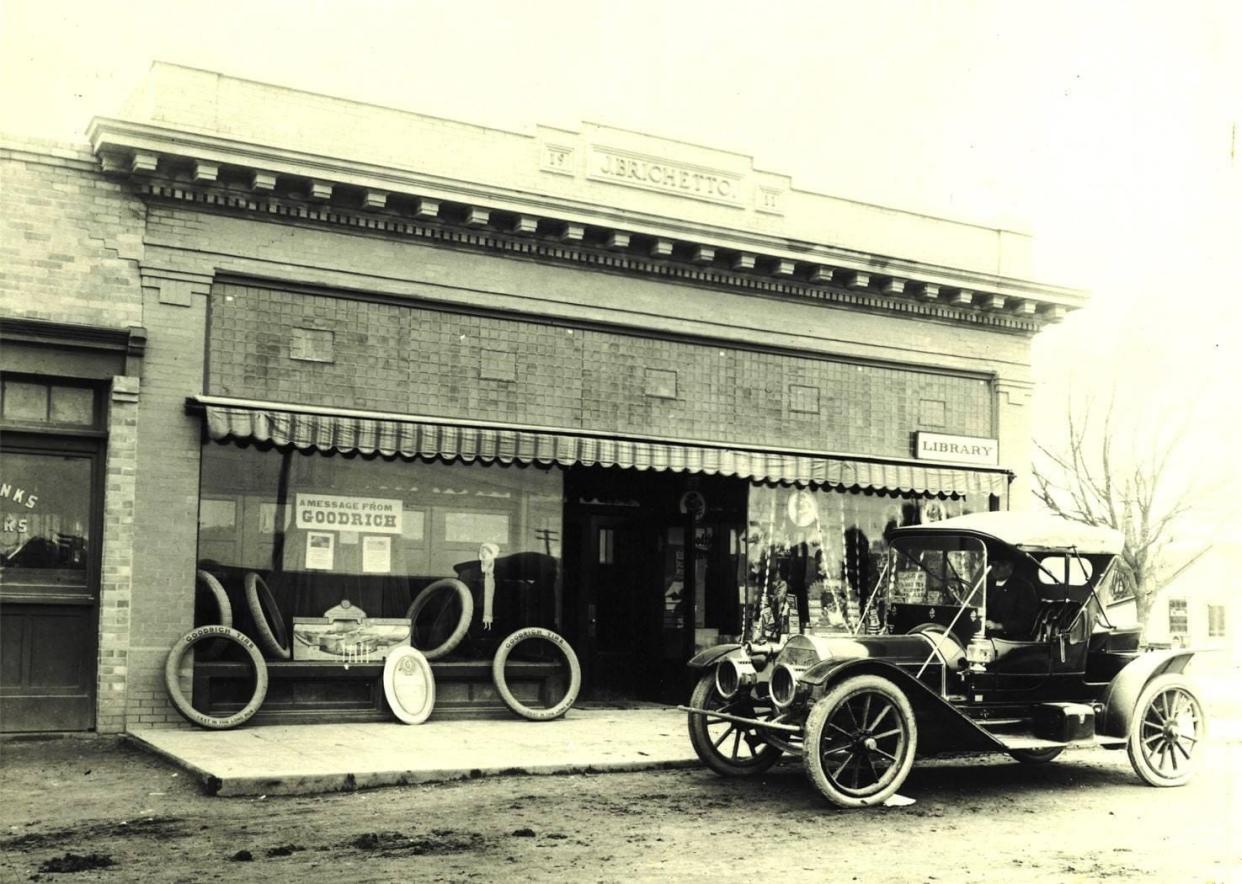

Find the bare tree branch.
xmin=1031 ymin=388 xmax=1202 ymax=633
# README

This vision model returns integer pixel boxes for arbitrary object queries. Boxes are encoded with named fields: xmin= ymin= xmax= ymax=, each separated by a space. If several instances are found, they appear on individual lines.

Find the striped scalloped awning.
xmin=198 ymin=399 xmax=1010 ymax=498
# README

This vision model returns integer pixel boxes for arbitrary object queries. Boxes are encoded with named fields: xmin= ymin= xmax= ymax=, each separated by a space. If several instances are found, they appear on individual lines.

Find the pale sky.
xmin=3 ymin=0 xmax=1240 ymax=530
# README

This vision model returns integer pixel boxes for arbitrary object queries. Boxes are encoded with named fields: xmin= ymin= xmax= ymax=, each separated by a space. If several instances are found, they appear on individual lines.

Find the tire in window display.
xmin=194 ymin=569 xmax=233 ymax=661
xmin=404 ymin=578 xmax=474 ymax=660
xmin=244 ymin=571 xmax=292 ymax=660
xmin=382 ymin=646 xmax=436 ymax=724
xmin=491 ymin=627 xmax=581 ymax=721
xmin=164 ymin=625 xmax=269 ymax=729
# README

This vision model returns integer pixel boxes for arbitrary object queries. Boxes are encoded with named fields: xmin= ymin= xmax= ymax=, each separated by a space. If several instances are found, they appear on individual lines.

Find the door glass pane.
xmin=0 ymin=452 xmax=93 ymax=584
xmin=3 ymin=382 xmax=48 ymax=422
xmin=49 ymin=387 xmax=95 ymax=426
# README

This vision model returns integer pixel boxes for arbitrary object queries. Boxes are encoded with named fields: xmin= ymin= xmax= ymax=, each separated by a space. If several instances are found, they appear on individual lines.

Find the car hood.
xmin=774 ymin=633 xmax=937 ymax=668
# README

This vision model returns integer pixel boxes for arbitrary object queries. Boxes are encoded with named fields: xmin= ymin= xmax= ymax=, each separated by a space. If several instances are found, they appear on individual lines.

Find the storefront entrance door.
xmin=0 ymin=440 xmax=100 ymax=732
xmin=584 ymin=515 xmax=659 ymax=699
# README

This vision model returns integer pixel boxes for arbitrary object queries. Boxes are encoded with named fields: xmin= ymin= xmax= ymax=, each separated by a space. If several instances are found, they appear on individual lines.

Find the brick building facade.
xmin=0 ymin=64 xmax=1085 ymax=732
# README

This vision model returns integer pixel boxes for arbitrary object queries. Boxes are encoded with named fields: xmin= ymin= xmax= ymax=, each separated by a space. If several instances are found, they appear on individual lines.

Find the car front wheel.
xmin=1127 ymin=674 xmax=1206 ymax=787
xmin=803 ymin=674 xmax=917 ymax=808
xmin=687 ymin=671 xmax=782 ymax=777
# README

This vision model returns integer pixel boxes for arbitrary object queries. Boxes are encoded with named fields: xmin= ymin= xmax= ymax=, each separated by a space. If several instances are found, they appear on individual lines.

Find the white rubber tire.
xmin=195 ymin=570 xmax=233 ymax=661
xmin=1127 ymin=674 xmax=1206 ymax=787
xmin=492 ymin=627 xmax=581 ymax=721
xmin=164 ymin=625 xmax=268 ymax=730
xmin=404 ymin=578 xmax=473 ymax=660
xmin=383 ymin=646 xmax=437 ymax=725
xmin=244 ymin=572 xmax=292 ymax=660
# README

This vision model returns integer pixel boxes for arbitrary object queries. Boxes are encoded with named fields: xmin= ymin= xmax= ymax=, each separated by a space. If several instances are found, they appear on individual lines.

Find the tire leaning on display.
xmin=164 ymin=625 xmax=269 ymax=730
xmin=404 ymin=578 xmax=473 ymax=660
xmin=491 ymin=627 xmax=582 ymax=721
xmin=244 ymin=572 xmax=292 ymax=660
xmin=194 ymin=570 xmax=233 ymax=661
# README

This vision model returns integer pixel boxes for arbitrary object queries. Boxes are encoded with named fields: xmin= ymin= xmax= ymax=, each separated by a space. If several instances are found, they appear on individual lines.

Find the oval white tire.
xmin=244 ymin=572 xmax=292 ymax=660
xmin=164 ymin=625 xmax=268 ymax=730
xmin=195 ymin=570 xmax=233 ymax=662
xmin=803 ymin=674 xmax=918 ymax=808
xmin=383 ymin=646 xmax=437 ymax=725
xmin=492 ymin=627 xmax=581 ymax=721
xmin=1127 ymin=674 xmax=1206 ymax=787
xmin=405 ymin=578 xmax=473 ymax=661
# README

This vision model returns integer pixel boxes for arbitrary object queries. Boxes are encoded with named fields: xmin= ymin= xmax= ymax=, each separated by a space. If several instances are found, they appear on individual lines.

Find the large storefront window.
xmin=745 ymin=484 xmax=987 ymax=640
xmin=196 ymin=443 xmax=563 ymax=658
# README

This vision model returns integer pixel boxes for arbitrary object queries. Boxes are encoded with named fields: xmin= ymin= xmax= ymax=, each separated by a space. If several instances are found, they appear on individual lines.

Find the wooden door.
xmin=584 ymin=515 xmax=657 ymax=699
xmin=0 ymin=439 xmax=100 ymax=732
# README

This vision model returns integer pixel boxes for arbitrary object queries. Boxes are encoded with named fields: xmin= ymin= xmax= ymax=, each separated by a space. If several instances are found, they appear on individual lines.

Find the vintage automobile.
xmin=682 ymin=510 xmax=1207 ymax=808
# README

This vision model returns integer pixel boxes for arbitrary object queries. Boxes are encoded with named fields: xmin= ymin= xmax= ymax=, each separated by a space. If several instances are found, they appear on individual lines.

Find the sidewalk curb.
xmin=126 ymin=731 xmax=701 ymax=797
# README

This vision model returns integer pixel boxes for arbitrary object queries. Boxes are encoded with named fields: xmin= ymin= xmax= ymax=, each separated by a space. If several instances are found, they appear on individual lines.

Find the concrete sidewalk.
xmin=128 ymin=706 xmax=697 ymax=797
xmin=130 ymin=703 xmax=1242 ymax=799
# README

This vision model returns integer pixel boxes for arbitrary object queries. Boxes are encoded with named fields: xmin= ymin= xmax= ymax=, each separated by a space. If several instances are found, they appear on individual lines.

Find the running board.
xmin=993 ymin=733 xmax=1122 ymax=751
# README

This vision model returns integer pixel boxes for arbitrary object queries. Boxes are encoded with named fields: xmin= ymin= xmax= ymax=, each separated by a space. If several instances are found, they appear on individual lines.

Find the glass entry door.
xmin=0 ymin=441 xmax=100 ymax=732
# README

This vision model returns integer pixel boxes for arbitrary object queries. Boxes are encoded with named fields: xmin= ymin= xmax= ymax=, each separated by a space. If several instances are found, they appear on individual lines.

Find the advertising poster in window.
xmin=305 ymin=531 xmax=335 ymax=570
xmin=361 ymin=535 xmax=392 ymax=574
xmin=295 ymin=494 xmax=403 ymax=534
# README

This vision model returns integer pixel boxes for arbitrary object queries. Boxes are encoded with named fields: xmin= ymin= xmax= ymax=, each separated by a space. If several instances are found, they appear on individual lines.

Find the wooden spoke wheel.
xmin=803 ymin=674 xmax=917 ymax=807
xmin=687 ymin=672 xmax=783 ymax=777
xmin=1127 ymin=674 xmax=1206 ymax=787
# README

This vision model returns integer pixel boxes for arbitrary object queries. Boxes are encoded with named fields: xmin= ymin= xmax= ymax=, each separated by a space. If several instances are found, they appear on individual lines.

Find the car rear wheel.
xmin=687 ymin=671 xmax=782 ymax=777
xmin=1127 ymin=674 xmax=1205 ymax=787
xmin=1010 ymin=747 xmax=1063 ymax=764
xmin=803 ymin=675 xmax=917 ymax=808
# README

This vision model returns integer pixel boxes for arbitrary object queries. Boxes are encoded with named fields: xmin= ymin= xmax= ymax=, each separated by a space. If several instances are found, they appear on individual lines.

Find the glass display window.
xmin=196 ymin=442 xmax=564 ymax=656
xmin=744 ymin=483 xmax=987 ymax=641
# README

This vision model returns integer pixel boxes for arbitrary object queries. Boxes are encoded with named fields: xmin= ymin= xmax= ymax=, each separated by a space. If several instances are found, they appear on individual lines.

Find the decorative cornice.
xmin=85 ymin=118 xmax=1087 ymax=320
xmin=130 ymin=177 xmax=1054 ymax=334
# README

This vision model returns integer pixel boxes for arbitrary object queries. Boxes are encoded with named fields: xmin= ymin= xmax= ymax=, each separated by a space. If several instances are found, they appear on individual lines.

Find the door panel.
xmin=585 ymin=516 xmax=657 ymax=698
xmin=1 ymin=443 xmax=99 ymax=732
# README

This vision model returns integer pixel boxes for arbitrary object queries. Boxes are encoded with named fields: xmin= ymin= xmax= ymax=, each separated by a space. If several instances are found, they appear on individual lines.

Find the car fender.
xmin=803 ymin=657 xmax=1001 ymax=754
xmin=1098 ymin=649 xmax=1196 ymax=738
xmin=687 ymin=644 xmax=743 ymax=670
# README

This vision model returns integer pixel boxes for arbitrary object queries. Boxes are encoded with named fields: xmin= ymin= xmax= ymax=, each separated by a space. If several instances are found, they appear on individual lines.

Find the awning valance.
xmin=195 ymin=398 xmax=1010 ymax=498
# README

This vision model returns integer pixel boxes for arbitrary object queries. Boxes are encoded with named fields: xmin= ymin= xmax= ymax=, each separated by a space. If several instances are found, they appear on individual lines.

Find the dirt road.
xmin=2 ymin=736 xmax=1238 ymax=882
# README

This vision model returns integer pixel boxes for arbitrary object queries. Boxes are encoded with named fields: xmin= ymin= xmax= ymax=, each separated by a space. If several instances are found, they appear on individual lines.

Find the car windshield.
xmin=886 ymin=535 xmax=987 ymax=607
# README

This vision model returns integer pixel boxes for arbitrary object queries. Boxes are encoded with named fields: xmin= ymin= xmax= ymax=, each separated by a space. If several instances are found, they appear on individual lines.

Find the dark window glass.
xmin=0 ymin=452 xmax=93 ymax=580
xmin=1207 ymin=604 xmax=1226 ymax=638
xmin=1168 ymin=599 xmax=1189 ymax=636
xmin=2 ymin=379 xmax=97 ymax=427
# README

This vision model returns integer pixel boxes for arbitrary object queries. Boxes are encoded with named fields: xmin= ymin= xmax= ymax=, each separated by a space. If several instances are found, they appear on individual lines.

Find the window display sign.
xmin=295 ymin=493 xmax=403 ymax=534
xmin=361 ymin=535 xmax=392 ymax=573
xmin=305 ymin=531 xmax=335 ymax=570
